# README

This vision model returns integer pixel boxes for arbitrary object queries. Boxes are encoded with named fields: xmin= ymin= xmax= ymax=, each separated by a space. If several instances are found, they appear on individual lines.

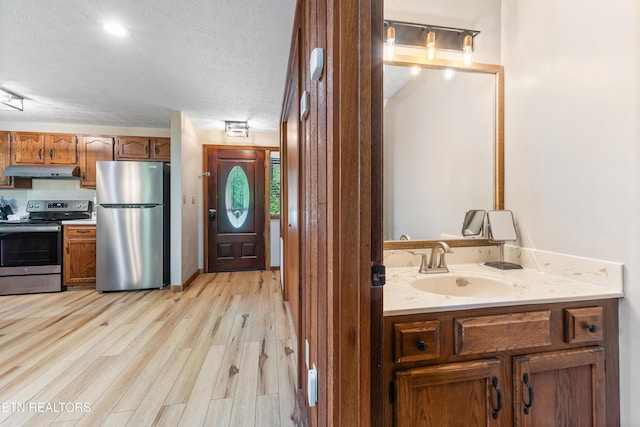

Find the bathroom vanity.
xmin=382 ymin=260 xmax=623 ymax=426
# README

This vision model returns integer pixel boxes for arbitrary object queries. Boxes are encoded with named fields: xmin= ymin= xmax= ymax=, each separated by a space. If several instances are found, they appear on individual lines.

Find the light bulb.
xmin=463 ymin=34 xmax=473 ymax=66
xmin=386 ymin=26 xmax=396 ymax=60
xmin=426 ymin=30 xmax=436 ymax=60
xmin=410 ymin=65 xmax=421 ymax=76
xmin=443 ymin=68 xmax=455 ymax=81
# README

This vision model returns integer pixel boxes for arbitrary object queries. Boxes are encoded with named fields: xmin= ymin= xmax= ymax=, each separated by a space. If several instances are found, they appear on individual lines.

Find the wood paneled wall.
xmin=280 ymin=0 xmax=383 ymax=425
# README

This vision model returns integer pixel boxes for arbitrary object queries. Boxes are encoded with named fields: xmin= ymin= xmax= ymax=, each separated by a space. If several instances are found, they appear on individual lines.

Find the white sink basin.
xmin=411 ymin=275 xmax=515 ymax=298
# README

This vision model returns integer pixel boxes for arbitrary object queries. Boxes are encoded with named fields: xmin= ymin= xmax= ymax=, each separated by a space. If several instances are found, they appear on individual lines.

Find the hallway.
xmin=0 ymin=271 xmax=300 ymax=426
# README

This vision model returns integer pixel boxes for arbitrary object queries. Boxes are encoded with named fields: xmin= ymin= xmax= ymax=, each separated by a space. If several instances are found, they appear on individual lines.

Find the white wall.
xmin=501 ymin=0 xmax=640 ymax=423
xmin=170 ymin=111 xmax=201 ymax=285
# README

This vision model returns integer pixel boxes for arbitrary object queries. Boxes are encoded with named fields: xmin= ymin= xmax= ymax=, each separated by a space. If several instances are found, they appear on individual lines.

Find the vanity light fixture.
xmin=410 ymin=65 xmax=421 ymax=76
xmin=0 ymin=88 xmax=24 ymax=111
xmin=426 ymin=29 xmax=436 ymax=60
xmin=384 ymin=20 xmax=479 ymax=66
xmin=385 ymin=25 xmax=396 ymax=60
xmin=225 ymin=121 xmax=249 ymax=137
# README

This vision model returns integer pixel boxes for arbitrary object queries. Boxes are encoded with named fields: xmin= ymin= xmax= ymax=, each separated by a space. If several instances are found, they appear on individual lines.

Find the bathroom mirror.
xmin=461 ymin=209 xmax=486 ymax=237
xmin=384 ymin=56 xmax=504 ymax=249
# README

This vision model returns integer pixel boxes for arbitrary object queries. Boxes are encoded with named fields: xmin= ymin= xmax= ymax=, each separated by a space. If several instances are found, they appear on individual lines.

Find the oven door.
xmin=0 ymin=224 xmax=61 ymax=269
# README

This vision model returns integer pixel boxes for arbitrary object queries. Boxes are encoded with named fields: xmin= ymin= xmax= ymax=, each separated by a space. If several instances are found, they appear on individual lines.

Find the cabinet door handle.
xmin=586 ymin=324 xmax=598 ymax=333
xmin=523 ymin=372 xmax=534 ymax=415
xmin=145 ymin=145 xmax=149 ymax=155
xmin=76 ymin=230 xmax=90 ymax=233
xmin=66 ymin=243 xmax=70 ymax=254
xmin=491 ymin=376 xmax=502 ymax=419
xmin=82 ymin=171 xmax=86 ymax=181
xmin=416 ymin=341 xmax=427 ymax=352
xmin=49 ymin=149 xmax=53 ymax=160
xmin=38 ymin=148 xmax=42 ymax=160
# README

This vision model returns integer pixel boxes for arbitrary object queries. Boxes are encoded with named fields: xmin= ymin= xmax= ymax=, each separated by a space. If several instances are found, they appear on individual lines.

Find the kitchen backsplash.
xmin=1 ymin=179 xmax=96 ymax=214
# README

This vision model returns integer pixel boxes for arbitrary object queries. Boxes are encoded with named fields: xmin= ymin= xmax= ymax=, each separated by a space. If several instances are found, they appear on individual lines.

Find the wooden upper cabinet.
xmin=10 ymin=132 xmax=77 ymax=165
xmin=152 ymin=138 xmax=171 ymax=162
xmin=116 ymin=136 xmax=151 ymax=160
xmin=11 ymin=132 xmax=45 ymax=164
xmin=79 ymin=136 xmax=114 ymax=188
xmin=0 ymin=132 xmax=12 ymax=187
xmin=0 ymin=132 xmax=32 ymax=189
xmin=45 ymin=134 xmax=78 ymax=164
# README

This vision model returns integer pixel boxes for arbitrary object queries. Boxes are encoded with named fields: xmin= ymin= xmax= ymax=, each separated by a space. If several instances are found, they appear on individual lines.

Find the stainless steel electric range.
xmin=0 ymin=200 xmax=92 ymax=296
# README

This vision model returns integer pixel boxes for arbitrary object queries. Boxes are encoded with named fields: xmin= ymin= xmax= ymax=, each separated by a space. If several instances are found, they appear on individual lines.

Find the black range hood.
xmin=3 ymin=165 xmax=80 ymax=179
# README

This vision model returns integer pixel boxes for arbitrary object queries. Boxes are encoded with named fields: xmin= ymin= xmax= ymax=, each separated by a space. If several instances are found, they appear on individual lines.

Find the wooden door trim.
xmin=202 ymin=145 xmax=272 ymax=272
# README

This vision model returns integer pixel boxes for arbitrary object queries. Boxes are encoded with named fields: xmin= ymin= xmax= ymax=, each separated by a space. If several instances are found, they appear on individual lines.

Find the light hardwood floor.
xmin=0 ymin=271 xmax=301 ymax=427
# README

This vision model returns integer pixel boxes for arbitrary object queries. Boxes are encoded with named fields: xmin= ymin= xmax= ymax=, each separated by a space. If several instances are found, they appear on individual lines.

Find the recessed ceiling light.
xmin=103 ymin=21 xmax=128 ymax=37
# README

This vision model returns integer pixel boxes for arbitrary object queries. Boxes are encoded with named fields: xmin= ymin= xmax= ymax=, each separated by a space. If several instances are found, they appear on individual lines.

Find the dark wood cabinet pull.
xmin=49 ymin=149 xmax=53 ymax=159
xmin=523 ymin=372 xmax=534 ymax=415
xmin=66 ymin=244 xmax=70 ymax=254
xmin=492 ymin=376 xmax=502 ymax=419
xmin=417 ymin=341 xmax=427 ymax=351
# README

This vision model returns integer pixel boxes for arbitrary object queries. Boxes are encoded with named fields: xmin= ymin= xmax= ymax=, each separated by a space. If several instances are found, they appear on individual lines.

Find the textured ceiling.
xmin=0 ymin=0 xmax=296 ymax=131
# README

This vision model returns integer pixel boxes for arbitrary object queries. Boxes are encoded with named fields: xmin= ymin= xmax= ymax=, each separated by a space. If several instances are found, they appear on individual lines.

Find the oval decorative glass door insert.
xmin=225 ymin=165 xmax=250 ymax=228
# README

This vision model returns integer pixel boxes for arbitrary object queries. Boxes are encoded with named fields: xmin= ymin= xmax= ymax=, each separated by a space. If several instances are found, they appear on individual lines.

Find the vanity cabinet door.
xmin=513 ymin=347 xmax=605 ymax=427
xmin=395 ymin=358 xmax=503 ymax=427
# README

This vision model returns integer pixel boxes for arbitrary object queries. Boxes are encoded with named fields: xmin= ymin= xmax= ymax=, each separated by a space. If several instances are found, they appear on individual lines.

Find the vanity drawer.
xmin=565 ymin=306 xmax=604 ymax=343
xmin=454 ymin=311 xmax=552 ymax=356
xmin=394 ymin=320 xmax=440 ymax=363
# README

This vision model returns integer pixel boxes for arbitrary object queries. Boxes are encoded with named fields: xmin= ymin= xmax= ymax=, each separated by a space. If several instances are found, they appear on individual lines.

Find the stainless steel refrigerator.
xmin=96 ymin=161 xmax=170 ymax=291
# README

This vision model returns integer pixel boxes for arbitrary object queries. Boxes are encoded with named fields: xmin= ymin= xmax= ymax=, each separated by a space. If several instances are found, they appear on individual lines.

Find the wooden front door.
xmin=206 ymin=148 xmax=266 ymax=272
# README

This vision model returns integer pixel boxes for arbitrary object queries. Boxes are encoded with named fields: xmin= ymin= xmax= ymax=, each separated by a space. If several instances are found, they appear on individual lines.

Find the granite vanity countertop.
xmin=384 ymin=263 xmax=624 ymax=316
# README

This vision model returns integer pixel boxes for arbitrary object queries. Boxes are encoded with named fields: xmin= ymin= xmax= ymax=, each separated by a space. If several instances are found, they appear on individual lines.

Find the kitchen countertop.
xmin=384 ymin=263 xmax=624 ymax=316
xmin=62 ymin=218 xmax=96 ymax=225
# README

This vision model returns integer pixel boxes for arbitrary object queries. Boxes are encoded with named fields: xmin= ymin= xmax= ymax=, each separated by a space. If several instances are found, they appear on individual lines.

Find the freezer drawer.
xmin=96 ymin=205 xmax=165 ymax=291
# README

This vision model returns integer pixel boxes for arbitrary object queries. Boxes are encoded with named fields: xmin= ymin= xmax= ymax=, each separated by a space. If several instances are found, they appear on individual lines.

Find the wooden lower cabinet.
xmin=384 ymin=299 xmax=619 ymax=427
xmin=63 ymin=224 xmax=96 ymax=289
xmin=395 ymin=359 xmax=502 ymax=427
xmin=513 ymin=347 xmax=605 ymax=427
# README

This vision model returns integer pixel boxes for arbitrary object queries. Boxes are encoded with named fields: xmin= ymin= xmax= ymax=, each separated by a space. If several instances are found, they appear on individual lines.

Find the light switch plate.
xmin=308 ymin=364 xmax=318 ymax=407
xmin=300 ymin=90 xmax=310 ymax=120
xmin=310 ymin=47 xmax=324 ymax=81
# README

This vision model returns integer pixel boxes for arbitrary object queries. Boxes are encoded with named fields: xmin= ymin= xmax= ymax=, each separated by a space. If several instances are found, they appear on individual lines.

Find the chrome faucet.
xmin=413 ymin=241 xmax=453 ymax=274
xmin=428 ymin=241 xmax=452 ymax=273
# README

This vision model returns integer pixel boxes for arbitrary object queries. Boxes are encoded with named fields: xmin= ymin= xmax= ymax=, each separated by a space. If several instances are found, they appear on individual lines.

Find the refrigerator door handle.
xmin=208 ymin=209 xmax=217 ymax=221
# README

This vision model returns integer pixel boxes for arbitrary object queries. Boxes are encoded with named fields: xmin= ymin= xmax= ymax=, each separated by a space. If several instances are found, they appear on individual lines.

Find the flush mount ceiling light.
xmin=103 ymin=21 xmax=128 ymax=37
xmin=0 ymin=88 xmax=24 ymax=111
xmin=383 ymin=20 xmax=480 ymax=65
xmin=225 ymin=121 xmax=249 ymax=137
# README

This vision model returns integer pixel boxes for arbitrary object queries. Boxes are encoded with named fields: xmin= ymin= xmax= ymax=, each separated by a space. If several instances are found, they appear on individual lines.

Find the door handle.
xmin=208 ymin=209 xmax=217 ymax=220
